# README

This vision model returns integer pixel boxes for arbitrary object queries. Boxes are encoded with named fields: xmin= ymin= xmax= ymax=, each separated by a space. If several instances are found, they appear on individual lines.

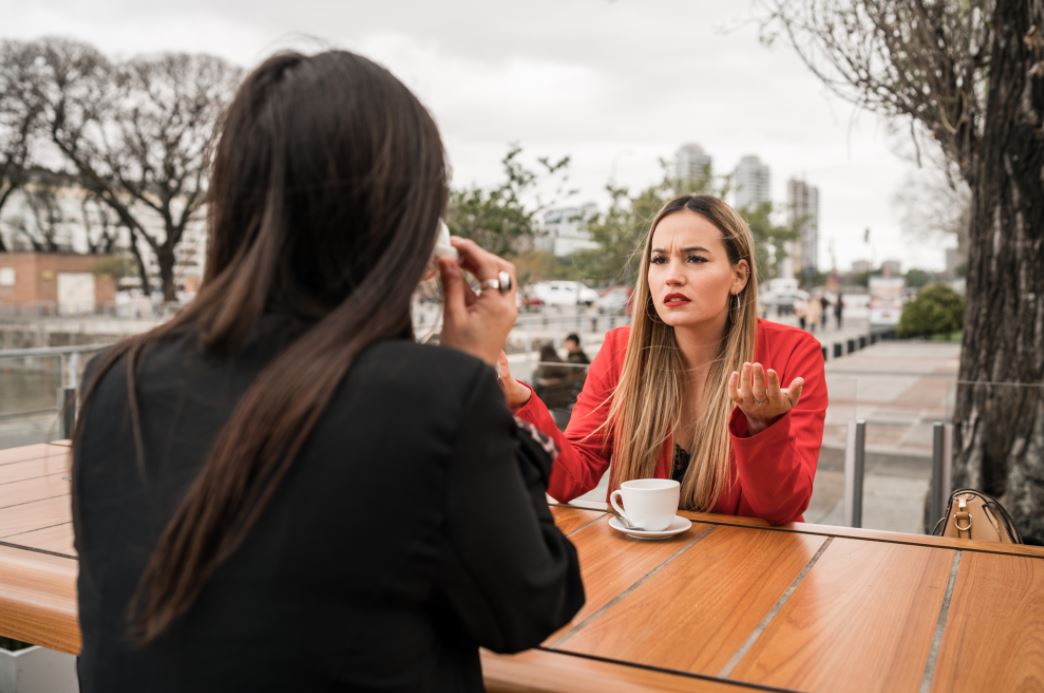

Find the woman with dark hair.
xmin=72 ymin=50 xmax=583 ymax=692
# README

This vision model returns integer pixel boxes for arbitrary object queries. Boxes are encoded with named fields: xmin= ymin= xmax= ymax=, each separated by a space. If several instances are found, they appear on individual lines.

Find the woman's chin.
xmin=658 ymin=311 xmax=701 ymax=328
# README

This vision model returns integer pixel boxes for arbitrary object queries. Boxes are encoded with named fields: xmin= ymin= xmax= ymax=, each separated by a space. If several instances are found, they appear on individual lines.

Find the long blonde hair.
xmin=606 ymin=195 xmax=758 ymax=511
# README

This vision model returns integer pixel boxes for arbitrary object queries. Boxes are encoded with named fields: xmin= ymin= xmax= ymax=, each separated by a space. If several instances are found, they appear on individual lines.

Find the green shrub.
xmin=898 ymin=283 xmax=965 ymax=338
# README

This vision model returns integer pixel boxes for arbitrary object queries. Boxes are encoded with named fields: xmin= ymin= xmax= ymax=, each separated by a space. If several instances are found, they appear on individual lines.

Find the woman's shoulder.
xmin=361 ymin=340 xmax=491 ymax=384
xmin=352 ymin=340 xmax=503 ymax=409
xmin=604 ymin=325 xmax=630 ymax=352
xmin=755 ymin=319 xmax=823 ymax=365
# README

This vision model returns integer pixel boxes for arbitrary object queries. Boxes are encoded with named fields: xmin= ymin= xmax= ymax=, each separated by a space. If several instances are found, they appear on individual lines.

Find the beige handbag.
xmin=932 ymin=489 xmax=1023 ymax=544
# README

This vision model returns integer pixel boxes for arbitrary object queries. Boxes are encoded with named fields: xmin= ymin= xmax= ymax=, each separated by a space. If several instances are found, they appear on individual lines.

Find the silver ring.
xmin=753 ymin=397 xmax=768 ymax=406
xmin=482 ymin=271 xmax=513 ymax=293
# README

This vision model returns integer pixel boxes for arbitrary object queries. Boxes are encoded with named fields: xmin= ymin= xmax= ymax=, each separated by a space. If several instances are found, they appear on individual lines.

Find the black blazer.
xmin=73 ymin=317 xmax=584 ymax=692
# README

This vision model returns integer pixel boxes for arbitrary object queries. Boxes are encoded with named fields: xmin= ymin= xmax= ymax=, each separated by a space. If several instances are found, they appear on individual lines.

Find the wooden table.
xmin=1 ymin=442 xmax=1042 ymax=692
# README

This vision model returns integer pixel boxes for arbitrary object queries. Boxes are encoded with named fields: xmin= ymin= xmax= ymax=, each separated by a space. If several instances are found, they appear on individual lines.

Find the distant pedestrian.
xmin=835 ymin=293 xmax=845 ymax=330
xmin=794 ymin=297 xmax=808 ymax=331
xmin=533 ymin=344 xmax=573 ymax=407
xmin=806 ymin=295 xmax=822 ymax=334
xmin=819 ymin=295 xmax=830 ymax=331
xmin=563 ymin=333 xmax=589 ymax=365
xmin=562 ymin=332 xmax=589 ymax=399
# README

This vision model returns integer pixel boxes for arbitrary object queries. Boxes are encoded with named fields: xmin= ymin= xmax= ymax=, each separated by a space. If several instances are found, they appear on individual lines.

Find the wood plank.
xmin=3 ymin=522 xmax=75 ymax=556
xmin=551 ymin=516 xmax=708 ymax=636
xmin=731 ymin=538 xmax=954 ymax=691
xmin=0 ymin=545 xmax=80 ymax=654
xmin=482 ymin=649 xmax=747 ymax=692
xmin=550 ymin=506 xmax=604 ymax=536
xmin=0 ymin=443 xmax=67 ymax=466
xmin=0 ymin=495 xmax=71 ymax=539
xmin=674 ymin=510 xmax=1044 ymax=560
xmin=559 ymin=502 xmax=1044 ymax=559
xmin=0 ymin=456 xmax=69 ymax=486
xmin=931 ymin=551 xmax=1044 ymax=692
xmin=0 ymin=474 xmax=70 ymax=510
xmin=554 ymin=526 xmax=825 ymax=677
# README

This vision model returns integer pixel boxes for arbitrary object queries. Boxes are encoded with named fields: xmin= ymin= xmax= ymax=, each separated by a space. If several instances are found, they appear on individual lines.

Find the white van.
xmin=529 ymin=281 xmax=600 ymax=306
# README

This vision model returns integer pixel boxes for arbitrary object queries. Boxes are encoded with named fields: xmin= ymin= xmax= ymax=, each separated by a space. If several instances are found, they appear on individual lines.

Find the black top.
xmin=566 ymin=350 xmax=590 ymax=366
xmin=672 ymin=444 xmax=691 ymax=483
xmin=73 ymin=317 xmax=584 ymax=693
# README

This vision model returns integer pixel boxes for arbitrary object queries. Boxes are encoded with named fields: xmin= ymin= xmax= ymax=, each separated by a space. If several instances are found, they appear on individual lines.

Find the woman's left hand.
xmin=728 ymin=362 xmax=804 ymax=435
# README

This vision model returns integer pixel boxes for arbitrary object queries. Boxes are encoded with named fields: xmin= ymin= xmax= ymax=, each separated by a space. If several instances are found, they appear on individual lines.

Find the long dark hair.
xmin=73 ymin=50 xmax=448 ymax=643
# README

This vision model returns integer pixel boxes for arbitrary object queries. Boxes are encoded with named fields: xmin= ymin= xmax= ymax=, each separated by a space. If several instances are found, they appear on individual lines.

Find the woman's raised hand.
xmin=437 ymin=238 xmax=517 ymax=366
xmin=728 ymin=362 xmax=804 ymax=435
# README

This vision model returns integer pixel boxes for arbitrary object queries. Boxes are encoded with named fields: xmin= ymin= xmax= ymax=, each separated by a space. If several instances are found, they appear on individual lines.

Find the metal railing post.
xmin=58 ymin=386 xmax=77 ymax=440
xmin=843 ymin=419 xmax=867 ymax=528
xmin=930 ymin=422 xmax=953 ymax=526
xmin=68 ymin=351 xmax=81 ymax=390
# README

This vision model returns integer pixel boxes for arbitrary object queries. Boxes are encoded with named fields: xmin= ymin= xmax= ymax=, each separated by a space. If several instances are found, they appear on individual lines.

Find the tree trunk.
xmin=952 ymin=1 xmax=1044 ymax=542
xmin=128 ymin=234 xmax=152 ymax=297
xmin=0 ymin=185 xmax=17 ymax=252
xmin=157 ymin=246 xmax=177 ymax=303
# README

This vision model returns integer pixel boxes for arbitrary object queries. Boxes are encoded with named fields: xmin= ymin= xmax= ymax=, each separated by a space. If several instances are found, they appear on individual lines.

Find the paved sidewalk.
xmin=809 ymin=340 xmax=960 ymax=531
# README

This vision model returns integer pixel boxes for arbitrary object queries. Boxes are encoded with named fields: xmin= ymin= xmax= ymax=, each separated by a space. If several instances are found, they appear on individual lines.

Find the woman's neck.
xmin=672 ymin=308 xmax=729 ymax=377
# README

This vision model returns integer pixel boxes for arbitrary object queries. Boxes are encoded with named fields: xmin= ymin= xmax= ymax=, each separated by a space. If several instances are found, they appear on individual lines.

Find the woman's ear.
xmin=732 ymin=259 xmax=750 ymax=295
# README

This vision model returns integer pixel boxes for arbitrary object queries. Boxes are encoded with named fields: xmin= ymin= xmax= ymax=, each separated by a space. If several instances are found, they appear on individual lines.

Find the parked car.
xmin=758 ymin=288 xmax=809 ymax=316
xmin=529 ymin=281 xmax=600 ymax=306
xmin=596 ymin=286 xmax=632 ymax=315
xmin=517 ymin=291 xmax=545 ymax=311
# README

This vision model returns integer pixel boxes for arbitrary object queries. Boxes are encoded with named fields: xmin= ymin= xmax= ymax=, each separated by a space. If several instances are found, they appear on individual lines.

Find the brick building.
xmin=0 ymin=252 xmax=116 ymax=316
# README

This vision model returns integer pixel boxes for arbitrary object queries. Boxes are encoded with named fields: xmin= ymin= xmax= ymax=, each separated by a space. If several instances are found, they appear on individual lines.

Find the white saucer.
xmin=608 ymin=515 xmax=692 ymax=541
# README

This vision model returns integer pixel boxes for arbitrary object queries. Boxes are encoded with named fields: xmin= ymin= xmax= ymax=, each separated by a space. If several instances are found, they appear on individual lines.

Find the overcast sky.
xmin=1 ymin=0 xmax=950 ymax=271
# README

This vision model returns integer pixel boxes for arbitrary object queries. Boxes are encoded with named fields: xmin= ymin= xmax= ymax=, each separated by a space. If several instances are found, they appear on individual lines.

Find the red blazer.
xmin=515 ymin=319 xmax=827 ymax=525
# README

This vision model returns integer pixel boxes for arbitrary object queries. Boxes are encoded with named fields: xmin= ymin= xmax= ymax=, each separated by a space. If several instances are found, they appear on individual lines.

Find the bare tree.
xmin=891 ymin=128 xmax=971 ymax=263
xmin=80 ymin=190 xmax=121 ymax=255
xmin=19 ymin=176 xmax=64 ymax=252
xmin=37 ymin=38 xmax=240 ymax=300
xmin=764 ymin=1 xmax=1044 ymax=539
xmin=0 ymin=40 xmax=48 ymax=252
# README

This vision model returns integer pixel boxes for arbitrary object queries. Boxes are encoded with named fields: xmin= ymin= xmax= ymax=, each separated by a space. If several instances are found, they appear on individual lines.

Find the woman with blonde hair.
xmin=500 ymin=195 xmax=827 ymax=524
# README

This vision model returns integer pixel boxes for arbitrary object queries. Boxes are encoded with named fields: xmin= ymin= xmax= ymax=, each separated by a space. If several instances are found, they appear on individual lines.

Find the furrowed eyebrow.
xmin=651 ymin=246 xmax=711 ymax=254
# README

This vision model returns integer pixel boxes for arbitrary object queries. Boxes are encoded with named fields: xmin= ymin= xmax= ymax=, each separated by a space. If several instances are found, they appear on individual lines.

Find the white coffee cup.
xmin=609 ymin=479 xmax=680 ymax=531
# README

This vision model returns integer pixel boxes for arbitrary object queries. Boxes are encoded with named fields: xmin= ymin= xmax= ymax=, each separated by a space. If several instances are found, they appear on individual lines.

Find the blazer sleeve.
xmin=513 ymin=331 xmax=619 ymax=503
xmin=728 ymin=331 xmax=827 ymax=524
xmin=438 ymin=366 xmax=585 ymax=653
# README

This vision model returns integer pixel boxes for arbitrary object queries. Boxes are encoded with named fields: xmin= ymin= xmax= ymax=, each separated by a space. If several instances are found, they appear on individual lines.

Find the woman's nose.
xmin=665 ymin=260 xmax=686 ymax=285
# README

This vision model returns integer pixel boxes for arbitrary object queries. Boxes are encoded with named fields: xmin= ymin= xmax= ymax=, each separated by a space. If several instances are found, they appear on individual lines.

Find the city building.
xmin=732 ymin=155 xmax=771 ymax=211
xmin=674 ymin=143 xmax=713 ymax=191
xmin=537 ymin=203 xmax=599 ymax=257
xmin=850 ymin=259 xmax=873 ymax=274
xmin=786 ymin=177 xmax=820 ymax=280
xmin=880 ymin=259 xmax=902 ymax=277
xmin=0 ymin=174 xmax=207 ymax=295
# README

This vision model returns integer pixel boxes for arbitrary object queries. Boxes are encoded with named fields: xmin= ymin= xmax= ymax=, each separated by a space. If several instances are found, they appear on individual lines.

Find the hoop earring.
xmin=646 ymin=299 xmax=663 ymax=323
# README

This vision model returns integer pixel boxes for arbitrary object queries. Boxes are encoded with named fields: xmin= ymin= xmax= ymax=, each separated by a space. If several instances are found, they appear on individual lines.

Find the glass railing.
xmin=0 ymin=323 xmax=1035 ymax=538
xmin=0 ymin=345 xmax=105 ymax=449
